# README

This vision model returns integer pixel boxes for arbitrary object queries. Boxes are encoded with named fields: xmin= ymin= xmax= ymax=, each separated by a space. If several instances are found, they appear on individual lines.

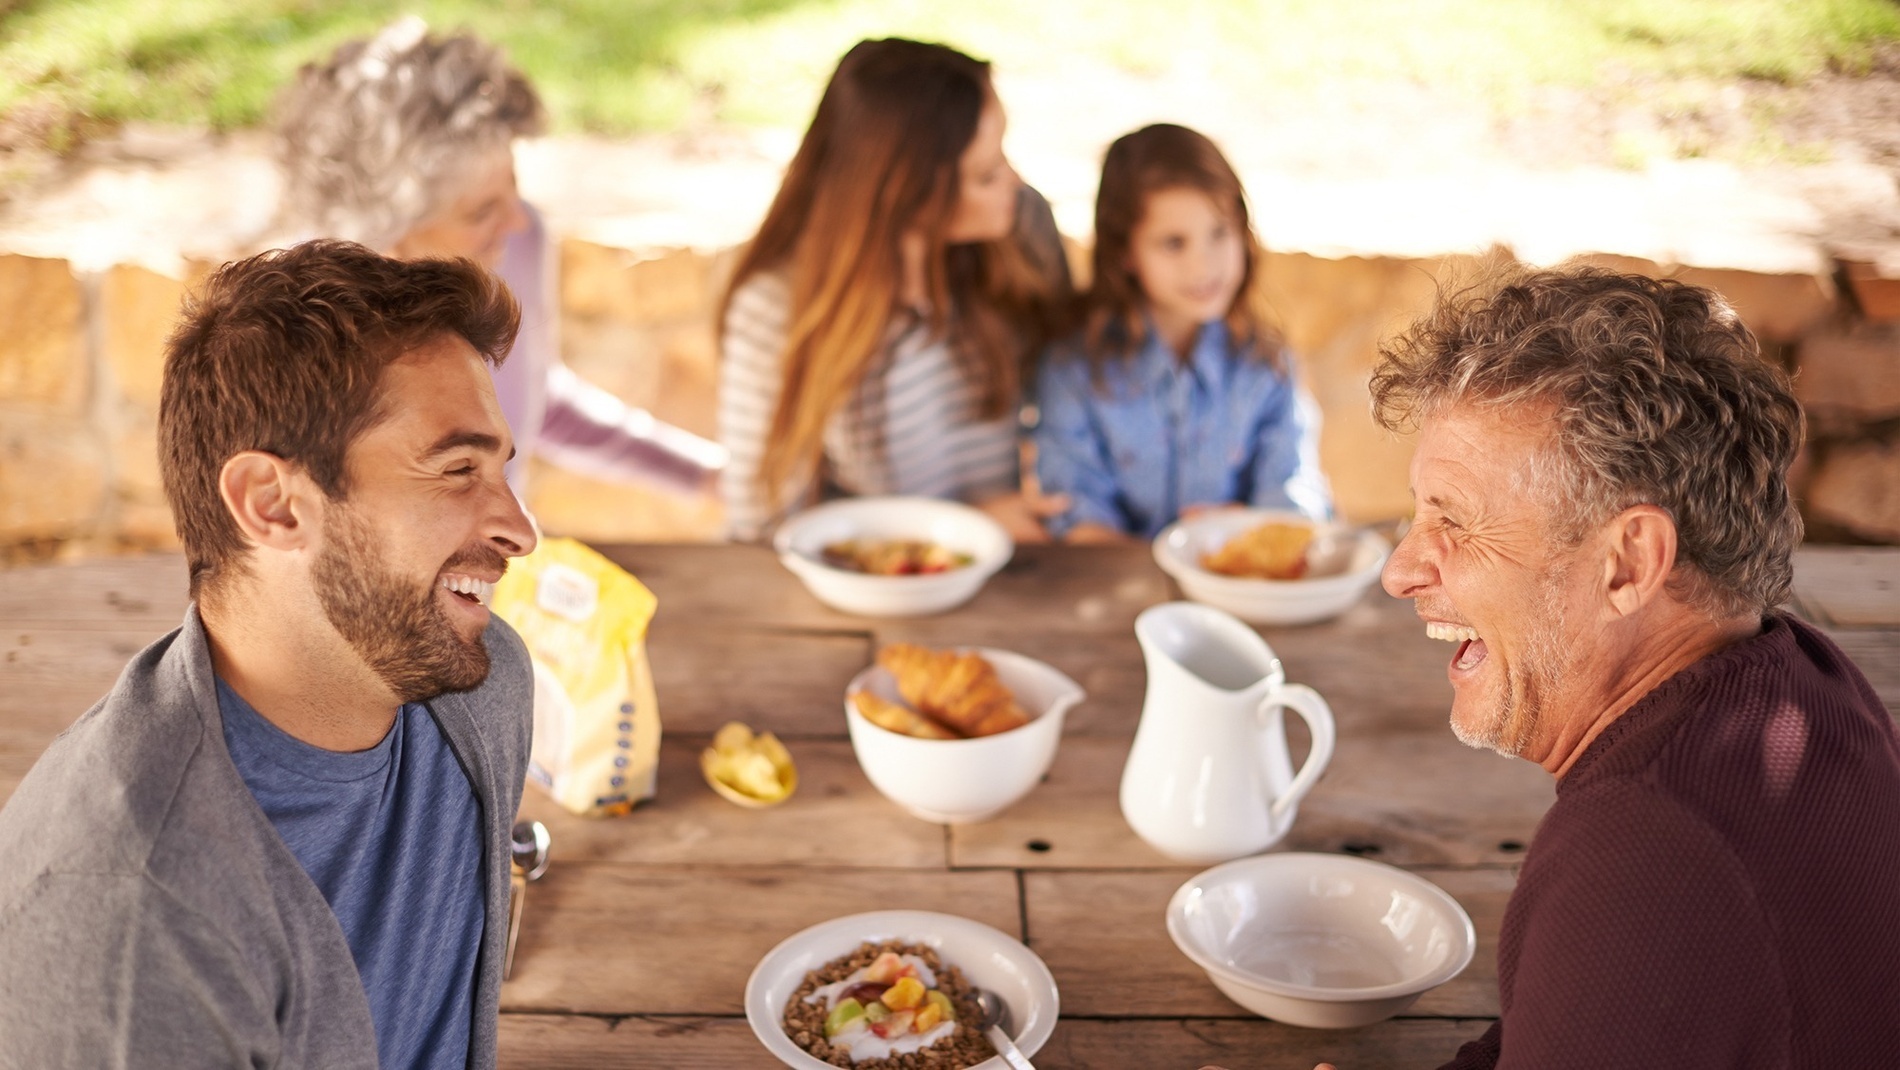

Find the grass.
xmin=1 ymin=0 xmax=1897 ymax=147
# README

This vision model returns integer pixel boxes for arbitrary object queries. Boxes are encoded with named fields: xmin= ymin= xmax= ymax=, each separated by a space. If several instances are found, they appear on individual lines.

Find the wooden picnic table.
xmin=2 ymin=543 xmax=1895 ymax=1068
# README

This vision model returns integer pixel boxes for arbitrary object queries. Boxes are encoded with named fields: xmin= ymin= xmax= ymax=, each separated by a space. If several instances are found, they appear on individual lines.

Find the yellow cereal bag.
xmin=491 ymin=538 xmax=660 ymax=817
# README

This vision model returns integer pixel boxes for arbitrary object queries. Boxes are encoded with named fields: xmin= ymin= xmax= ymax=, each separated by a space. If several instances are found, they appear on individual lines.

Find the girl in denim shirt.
xmin=1034 ymin=124 xmax=1332 ymax=541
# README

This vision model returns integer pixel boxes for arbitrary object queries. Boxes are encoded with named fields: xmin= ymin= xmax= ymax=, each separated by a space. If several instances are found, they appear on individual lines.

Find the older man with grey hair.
xmin=1328 ymin=267 xmax=1900 ymax=1069
xmin=275 ymin=17 xmax=726 ymax=502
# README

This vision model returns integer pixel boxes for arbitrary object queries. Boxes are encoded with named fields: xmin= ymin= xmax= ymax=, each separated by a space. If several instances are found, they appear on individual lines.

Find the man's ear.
xmin=1600 ymin=504 xmax=1678 ymax=618
xmin=218 ymin=451 xmax=320 ymax=553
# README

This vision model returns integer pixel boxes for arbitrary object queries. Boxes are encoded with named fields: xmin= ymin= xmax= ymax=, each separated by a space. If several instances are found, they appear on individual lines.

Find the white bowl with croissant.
xmin=1153 ymin=509 xmax=1389 ymax=626
xmin=774 ymin=497 xmax=1013 ymax=618
xmin=845 ymin=645 xmax=1084 ymax=824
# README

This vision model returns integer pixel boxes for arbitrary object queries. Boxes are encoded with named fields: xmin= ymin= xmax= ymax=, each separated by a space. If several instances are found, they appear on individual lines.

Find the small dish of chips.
xmin=1153 ymin=509 xmax=1390 ymax=626
xmin=702 ymin=722 xmax=798 ymax=808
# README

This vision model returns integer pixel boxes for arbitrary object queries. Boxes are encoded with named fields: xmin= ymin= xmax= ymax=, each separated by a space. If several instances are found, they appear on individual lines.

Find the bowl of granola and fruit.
xmin=845 ymin=643 xmax=1083 ymax=824
xmin=1153 ymin=509 xmax=1389 ymax=626
xmin=774 ymin=498 xmax=1013 ymax=618
xmin=745 ymin=910 xmax=1058 ymax=1069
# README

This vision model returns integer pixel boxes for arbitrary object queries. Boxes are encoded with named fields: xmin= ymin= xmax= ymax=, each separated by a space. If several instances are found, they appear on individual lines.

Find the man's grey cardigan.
xmin=0 ymin=605 xmax=533 ymax=1068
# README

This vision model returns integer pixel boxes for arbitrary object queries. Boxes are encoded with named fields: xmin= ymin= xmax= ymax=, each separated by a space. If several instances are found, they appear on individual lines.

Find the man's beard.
xmin=312 ymin=504 xmax=503 ymax=702
xmin=1451 ymin=566 xmax=1574 ymax=759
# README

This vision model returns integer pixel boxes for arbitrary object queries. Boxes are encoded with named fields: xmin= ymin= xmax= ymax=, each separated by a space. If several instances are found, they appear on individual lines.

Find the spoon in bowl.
xmin=975 ymin=988 xmax=1036 ymax=1070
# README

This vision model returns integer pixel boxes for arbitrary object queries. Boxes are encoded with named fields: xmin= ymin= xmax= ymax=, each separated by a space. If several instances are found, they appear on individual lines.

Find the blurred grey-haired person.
xmin=275 ymin=16 xmax=726 ymax=502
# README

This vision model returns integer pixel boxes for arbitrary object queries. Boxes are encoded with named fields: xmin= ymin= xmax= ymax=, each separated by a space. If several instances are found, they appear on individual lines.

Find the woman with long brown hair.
xmin=717 ymin=38 xmax=1070 ymax=541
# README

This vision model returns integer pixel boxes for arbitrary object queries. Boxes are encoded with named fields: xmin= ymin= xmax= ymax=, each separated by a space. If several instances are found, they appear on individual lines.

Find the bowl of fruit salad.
xmin=745 ymin=910 xmax=1058 ymax=1070
xmin=774 ymin=497 xmax=1013 ymax=618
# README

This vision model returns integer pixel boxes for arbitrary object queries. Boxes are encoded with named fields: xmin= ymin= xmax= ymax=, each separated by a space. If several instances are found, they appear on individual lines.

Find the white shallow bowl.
xmin=1153 ymin=509 xmax=1389 ymax=626
xmin=845 ymin=648 xmax=1083 ymax=823
xmin=774 ymin=497 xmax=1014 ymax=618
xmin=1167 ymin=853 xmax=1476 ymax=1029
xmin=746 ymin=909 xmax=1059 ymax=1070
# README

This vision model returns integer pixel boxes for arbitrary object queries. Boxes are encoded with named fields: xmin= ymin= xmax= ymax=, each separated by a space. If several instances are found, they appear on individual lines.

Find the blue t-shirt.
xmin=1033 ymin=319 xmax=1333 ymax=538
xmin=218 ymin=679 xmax=486 ymax=1070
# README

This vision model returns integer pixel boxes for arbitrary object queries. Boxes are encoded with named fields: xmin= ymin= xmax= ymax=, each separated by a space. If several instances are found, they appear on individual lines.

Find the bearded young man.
xmin=0 ymin=241 xmax=538 ymax=1068
xmin=1359 ymin=268 xmax=1900 ymax=1069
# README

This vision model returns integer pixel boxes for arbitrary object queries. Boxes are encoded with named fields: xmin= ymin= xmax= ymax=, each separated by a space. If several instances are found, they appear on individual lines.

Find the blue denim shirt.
xmin=1033 ymin=320 xmax=1332 ymax=539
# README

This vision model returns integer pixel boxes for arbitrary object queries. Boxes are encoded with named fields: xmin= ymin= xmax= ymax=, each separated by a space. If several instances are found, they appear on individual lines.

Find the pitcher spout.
xmin=1135 ymin=602 xmax=1283 ymax=694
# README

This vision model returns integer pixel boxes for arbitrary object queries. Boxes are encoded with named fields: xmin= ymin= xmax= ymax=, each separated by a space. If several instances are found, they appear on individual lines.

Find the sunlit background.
xmin=3 ymin=1 xmax=1898 ymax=560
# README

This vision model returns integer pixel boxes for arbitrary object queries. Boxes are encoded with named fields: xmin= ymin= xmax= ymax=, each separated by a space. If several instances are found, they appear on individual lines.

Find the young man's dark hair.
xmin=160 ymin=238 xmax=517 ymax=598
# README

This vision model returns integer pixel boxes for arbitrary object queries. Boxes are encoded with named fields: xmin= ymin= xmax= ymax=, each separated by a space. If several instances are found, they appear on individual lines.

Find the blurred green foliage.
xmin=1 ymin=0 xmax=1896 ymax=142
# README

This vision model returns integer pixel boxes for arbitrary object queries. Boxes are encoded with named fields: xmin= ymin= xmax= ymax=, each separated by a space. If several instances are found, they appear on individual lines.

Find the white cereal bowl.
xmin=745 ymin=909 xmax=1059 ymax=1070
xmin=1153 ymin=509 xmax=1389 ymax=626
xmin=774 ymin=497 xmax=1014 ymax=618
xmin=1167 ymin=852 xmax=1476 ymax=1029
xmin=845 ymin=648 xmax=1083 ymax=823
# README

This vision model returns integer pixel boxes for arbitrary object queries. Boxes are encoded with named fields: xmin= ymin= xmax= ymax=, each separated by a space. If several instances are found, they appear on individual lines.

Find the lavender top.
xmin=491 ymin=205 xmax=726 ymax=498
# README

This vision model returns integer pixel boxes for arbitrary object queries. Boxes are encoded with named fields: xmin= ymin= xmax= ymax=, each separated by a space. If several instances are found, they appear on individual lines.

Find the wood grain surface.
xmin=499 ymin=864 xmax=1021 ymax=1016
xmin=496 ymin=1014 xmax=1494 ymax=1069
xmin=4 ymin=544 xmax=1894 ymax=1068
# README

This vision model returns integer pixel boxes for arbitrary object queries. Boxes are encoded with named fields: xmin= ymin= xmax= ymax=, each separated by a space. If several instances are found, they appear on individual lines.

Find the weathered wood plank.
xmin=1290 ymin=734 xmax=1553 ymax=865
xmin=496 ymin=1013 xmax=1494 ymax=1069
xmin=647 ymin=627 xmax=870 ymax=736
xmin=515 ymin=738 xmax=947 ymax=868
xmin=1819 ymin=627 xmax=1900 ymax=714
xmin=1792 ymin=547 xmax=1900 ymax=627
xmin=1024 ymin=868 xmax=1510 ymax=1020
xmin=498 ymin=1014 xmax=776 ymax=1069
xmin=499 ymin=864 xmax=1020 ymax=1016
xmin=949 ymin=734 xmax=1552 ymax=870
xmin=0 ymin=625 xmax=165 ymax=708
xmin=597 ymin=543 xmax=879 ymax=630
xmin=0 ymin=625 xmax=159 ymax=806
xmin=0 ymin=621 xmax=867 ymax=739
xmin=1035 ymin=1016 xmax=1492 ymax=1069
xmin=0 ymin=553 xmax=189 ymax=625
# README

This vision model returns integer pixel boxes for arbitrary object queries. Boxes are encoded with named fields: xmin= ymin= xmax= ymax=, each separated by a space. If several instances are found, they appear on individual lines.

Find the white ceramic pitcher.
xmin=1120 ymin=602 xmax=1337 ymax=864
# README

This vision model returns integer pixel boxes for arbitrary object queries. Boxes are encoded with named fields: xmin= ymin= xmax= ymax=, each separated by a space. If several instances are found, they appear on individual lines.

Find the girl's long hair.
xmin=719 ymin=38 xmax=1061 ymax=504
xmin=1082 ymin=123 xmax=1282 ymax=373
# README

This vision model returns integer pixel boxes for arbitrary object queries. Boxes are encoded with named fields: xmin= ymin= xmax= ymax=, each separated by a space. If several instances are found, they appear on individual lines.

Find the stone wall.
xmin=2 ymin=237 xmax=1892 ymax=564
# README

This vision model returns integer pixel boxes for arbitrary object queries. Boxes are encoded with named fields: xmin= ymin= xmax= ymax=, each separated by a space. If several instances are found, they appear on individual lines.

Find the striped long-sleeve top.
xmin=717 ymin=271 xmax=1019 ymax=542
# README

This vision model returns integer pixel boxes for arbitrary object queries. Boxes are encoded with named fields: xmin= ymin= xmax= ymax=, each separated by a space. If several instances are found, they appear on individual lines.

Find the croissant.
xmin=877 ymin=644 xmax=1030 ymax=738
xmin=1202 ymin=521 xmax=1313 ymax=580
xmin=851 ymin=690 xmax=958 ymax=739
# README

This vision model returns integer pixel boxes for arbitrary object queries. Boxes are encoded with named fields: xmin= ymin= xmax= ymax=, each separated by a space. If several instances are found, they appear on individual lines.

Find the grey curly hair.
xmin=1370 ymin=264 xmax=1805 ymax=619
xmin=274 ymin=17 xmax=546 ymax=249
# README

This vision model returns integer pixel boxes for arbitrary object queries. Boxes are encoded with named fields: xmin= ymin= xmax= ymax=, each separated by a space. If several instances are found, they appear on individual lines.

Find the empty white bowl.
xmin=745 ymin=909 xmax=1059 ymax=1070
xmin=1153 ymin=509 xmax=1389 ymax=626
xmin=774 ymin=497 xmax=1014 ymax=617
xmin=845 ymin=648 xmax=1083 ymax=823
xmin=1167 ymin=852 xmax=1476 ymax=1029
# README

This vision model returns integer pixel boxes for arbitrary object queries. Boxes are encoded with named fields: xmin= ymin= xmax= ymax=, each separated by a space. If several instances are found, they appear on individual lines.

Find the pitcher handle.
xmin=1262 ymin=683 xmax=1336 ymax=823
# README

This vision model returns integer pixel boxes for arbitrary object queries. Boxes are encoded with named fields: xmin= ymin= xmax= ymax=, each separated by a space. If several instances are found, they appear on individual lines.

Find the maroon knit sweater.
xmin=1440 ymin=614 xmax=1900 ymax=1069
